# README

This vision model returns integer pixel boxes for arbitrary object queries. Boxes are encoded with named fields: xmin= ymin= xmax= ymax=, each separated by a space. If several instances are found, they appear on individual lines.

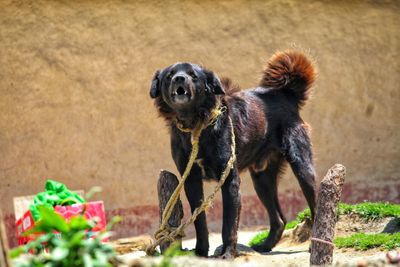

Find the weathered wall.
xmin=1 ymin=0 xmax=399 ymax=246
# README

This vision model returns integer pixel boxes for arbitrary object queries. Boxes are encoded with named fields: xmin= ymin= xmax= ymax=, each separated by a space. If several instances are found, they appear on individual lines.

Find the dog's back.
xmin=221 ymin=51 xmax=316 ymax=172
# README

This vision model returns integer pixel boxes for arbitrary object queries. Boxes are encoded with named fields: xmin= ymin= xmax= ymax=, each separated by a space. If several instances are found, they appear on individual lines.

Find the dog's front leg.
xmin=184 ymin=168 xmax=209 ymax=257
xmin=220 ymin=167 xmax=241 ymax=259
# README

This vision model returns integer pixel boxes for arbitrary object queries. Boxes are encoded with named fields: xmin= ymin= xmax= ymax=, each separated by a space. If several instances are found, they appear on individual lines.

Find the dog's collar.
xmin=175 ymin=102 xmax=226 ymax=133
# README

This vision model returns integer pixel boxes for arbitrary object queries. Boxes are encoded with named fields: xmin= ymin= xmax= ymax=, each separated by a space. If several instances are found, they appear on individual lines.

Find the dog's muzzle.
xmin=170 ymin=74 xmax=193 ymax=104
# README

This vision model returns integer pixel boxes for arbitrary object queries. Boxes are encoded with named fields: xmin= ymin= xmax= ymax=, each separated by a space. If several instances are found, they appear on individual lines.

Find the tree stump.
xmin=157 ymin=170 xmax=184 ymax=253
xmin=310 ymin=164 xmax=346 ymax=266
xmin=0 ymin=210 xmax=10 ymax=267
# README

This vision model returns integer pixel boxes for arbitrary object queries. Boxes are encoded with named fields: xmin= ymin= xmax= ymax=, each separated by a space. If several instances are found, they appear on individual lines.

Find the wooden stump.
xmin=0 ymin=210 xmax=10 ymax=267
xmin=310 ymin=164 xmax=346 ymax=266
xmin=157 ymin=170 xmax=184 ymax=253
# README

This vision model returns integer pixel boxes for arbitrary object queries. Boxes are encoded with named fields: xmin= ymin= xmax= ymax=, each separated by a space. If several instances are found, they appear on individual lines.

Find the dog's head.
xmin=150 ymin=63 xmax=225 ymax=111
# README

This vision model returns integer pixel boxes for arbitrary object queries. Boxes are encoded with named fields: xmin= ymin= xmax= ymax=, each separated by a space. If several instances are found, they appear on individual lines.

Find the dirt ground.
xmin=117 ymin=215 xmax=399 ymax=267
xmin=118 ymin=231 xmax=393 ymax=267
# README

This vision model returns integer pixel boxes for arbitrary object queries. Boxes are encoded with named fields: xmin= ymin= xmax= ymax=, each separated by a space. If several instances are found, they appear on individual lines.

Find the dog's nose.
xmin=173 ymin=75 xmax=186 ymax=83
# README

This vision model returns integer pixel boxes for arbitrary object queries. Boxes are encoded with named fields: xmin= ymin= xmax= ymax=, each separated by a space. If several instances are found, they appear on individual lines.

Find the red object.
xmin=15 ymin=201 xmax=107 ymax=245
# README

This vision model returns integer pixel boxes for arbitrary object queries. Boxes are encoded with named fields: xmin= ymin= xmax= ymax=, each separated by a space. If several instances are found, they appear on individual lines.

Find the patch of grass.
xmin=153 ymin=242 xmax=194 ymax=267
xmin=334 ymin=232 xmax=400 ymax=250
xmin=296 ymin=208 xmax=312 ymax=221
xmin=338 ymin=202 xmax=400 ymax=220
xmin=248 ymin=202 xmax=400 ymax=247
xmin=285 ymin=220 xmax=298 ymax=230
xmin=248 ymin=230 xmax=269 ymax=247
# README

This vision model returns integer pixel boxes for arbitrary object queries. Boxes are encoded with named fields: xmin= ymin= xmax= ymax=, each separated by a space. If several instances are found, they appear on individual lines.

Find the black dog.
xmin=150 ymin=51 xmax=317 ymax=258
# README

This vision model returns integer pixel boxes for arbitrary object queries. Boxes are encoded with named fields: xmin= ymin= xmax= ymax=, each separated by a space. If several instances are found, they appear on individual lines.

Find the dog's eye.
xmin=167 ymin=72 xmax=174 ymax=79
xmin=189 ymin=73 xmax=198 ymax=81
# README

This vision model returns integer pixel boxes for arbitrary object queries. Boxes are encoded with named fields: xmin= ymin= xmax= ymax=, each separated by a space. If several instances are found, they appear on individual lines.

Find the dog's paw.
xmin=217 ymin=246 xmax=237 ymax=260
xmin=251 ymin=243 xmax=273 ymax=253
xmin=194 ymin=246 xmax=209 ymax=257
xmin=251 ymin=226 xmax=284 ymax=253
xmin=219 ymin=251 xmax=236 ymax=260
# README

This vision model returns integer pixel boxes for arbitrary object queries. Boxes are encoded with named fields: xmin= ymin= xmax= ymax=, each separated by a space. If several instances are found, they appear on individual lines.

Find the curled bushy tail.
xmin=260 ymin=50 xmax=316 ymax=106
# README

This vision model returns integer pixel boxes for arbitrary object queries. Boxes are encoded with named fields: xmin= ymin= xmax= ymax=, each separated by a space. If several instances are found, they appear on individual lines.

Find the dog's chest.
xmin=194 ymin=156 xmax=220 ymax=180
xmin=194 ymin=138 xmax=231 ymax=180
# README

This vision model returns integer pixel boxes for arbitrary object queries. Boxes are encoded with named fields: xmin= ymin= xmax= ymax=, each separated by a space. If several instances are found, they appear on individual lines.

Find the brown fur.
xmin=260 ymin=50 xmax=316 ymax=106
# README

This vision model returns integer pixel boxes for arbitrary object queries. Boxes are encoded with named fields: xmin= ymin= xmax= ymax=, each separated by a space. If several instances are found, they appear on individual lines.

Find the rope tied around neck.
xmin=146 ymin=103 xmax=236 ymax=255
xmin=174 ymin=103 xmax=227 ymax=133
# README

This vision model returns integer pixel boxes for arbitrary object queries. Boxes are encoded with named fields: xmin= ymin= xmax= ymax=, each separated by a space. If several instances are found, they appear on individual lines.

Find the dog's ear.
xmin=205 ymin=70 xmax=225 ymax=95
xmin=150 ymin=70 xmax=161 ymax=98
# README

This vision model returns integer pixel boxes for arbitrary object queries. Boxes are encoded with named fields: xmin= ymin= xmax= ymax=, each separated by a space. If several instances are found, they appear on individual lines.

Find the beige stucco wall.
xmin=1 ymin=0 xmax=399 ymax=235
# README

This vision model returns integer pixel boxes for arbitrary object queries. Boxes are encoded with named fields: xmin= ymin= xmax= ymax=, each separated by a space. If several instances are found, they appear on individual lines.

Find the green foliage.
xmin=10 ymin=205 xmax=121 ymax=267
xmin=248 ymin=202 xmax=400 ymax=247
xmin=30 ymin=179 xmax=85 ymax=221
xmin=153 ymin=242 xmax=194 ymax=267
xmin=248 ymin=231 xmax=269 ymax=247
xmin=338 ymin=202 xmax=400 ymax=220
xmin=334 ymin=233 xmax=400 ymax=250
xmin=296 ymin=208 xmax=312 ymax=221
xmin=284 ymin=220 xmax=298 ymax=230
xmin=163 ymin=243 xmax=194 ymax=258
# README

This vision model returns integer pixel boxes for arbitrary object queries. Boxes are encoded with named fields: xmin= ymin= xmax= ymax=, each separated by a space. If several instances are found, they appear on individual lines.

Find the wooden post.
xmin=310 ymin=164 xmax=346 ymax=266
xmin=0 ymin=210 xmax=10 ymax=267
xmin=157 ymin=170 xmax=184 ymax=253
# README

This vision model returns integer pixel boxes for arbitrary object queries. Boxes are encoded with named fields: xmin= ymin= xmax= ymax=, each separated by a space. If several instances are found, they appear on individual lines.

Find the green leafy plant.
xmin=248 ymin=202 xmax=400 ymax=247
xmin=337 ymin=202 xmax=400 ymax=220
xmin=248 ymin=230 xmax=270 ymax=248
xmin=152 ymin=242 xmax=194 ymax=267
xmin=10 ymin=205 xmax=121 ymax=267
xmin=335 ymin=232 xmax=400 ymax=250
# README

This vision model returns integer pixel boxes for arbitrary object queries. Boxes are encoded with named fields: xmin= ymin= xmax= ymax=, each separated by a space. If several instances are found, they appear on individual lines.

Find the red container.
xmin=15 ymin=201 xmax=107 ymax=245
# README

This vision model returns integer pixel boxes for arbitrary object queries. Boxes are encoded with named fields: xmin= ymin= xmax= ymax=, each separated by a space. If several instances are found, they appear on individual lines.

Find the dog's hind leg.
xmin=249 ymin=152 xmax=286 ymax=252
xmin=283 ymin=123 xmax=317 ymax=220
